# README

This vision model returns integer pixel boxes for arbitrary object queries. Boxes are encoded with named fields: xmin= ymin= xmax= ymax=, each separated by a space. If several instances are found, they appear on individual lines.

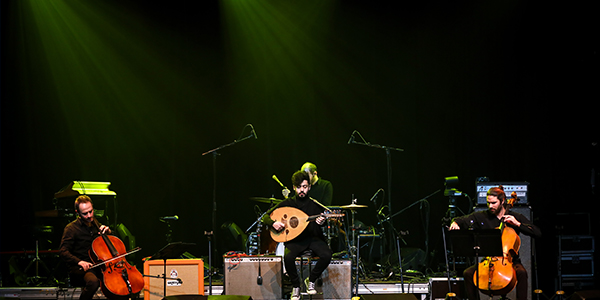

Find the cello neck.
xmin=92 ymin=218 xmax=120 ymax=257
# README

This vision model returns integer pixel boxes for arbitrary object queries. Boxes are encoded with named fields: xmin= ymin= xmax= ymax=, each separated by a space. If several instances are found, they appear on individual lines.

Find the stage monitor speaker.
xmin=144 ymin=259 xmax=204 ymax=300
xmin=296 ymin=259 xmax=352 ymax=300
xmin=163 ymin=296 xmax=253 ymax=300
xmin=360 ymin=294 xmax=419 ymax=300
xmin=474 ymin=206 xmax=533 ymax=300
xmin=224 ymin=256 xmax=282 ymax=300
xmin=429 ymin=277 xmax=466 ymax=300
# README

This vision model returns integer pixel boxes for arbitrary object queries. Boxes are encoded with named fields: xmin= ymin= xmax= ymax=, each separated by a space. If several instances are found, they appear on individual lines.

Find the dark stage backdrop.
xmin=1 ymin=0 xmax=597 ymax=294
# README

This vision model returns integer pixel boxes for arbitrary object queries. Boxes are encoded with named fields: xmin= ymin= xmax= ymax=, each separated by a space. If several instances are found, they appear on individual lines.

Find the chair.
xmin=297 ymin=250 xmax=319 ymax=299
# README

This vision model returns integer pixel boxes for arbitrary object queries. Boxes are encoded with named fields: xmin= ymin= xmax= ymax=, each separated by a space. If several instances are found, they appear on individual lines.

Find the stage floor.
xmin=0 ymin=278 xmax=457 ymax=300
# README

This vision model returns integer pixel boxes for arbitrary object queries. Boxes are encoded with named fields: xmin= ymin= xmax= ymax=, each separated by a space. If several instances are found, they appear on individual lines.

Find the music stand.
xmin=449 ymin=229 xmax=502 ymax=257
xmin=448 ymin=229 xmax=503 ymax=300
xmin=148 ymin=242 xmax=197 ymax=299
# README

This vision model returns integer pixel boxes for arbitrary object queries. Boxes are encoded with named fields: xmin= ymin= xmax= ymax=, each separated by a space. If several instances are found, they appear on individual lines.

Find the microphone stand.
xmin=202 ymin=125 xmax=256 ymax=269
xmin=246 ymin=211 xmax=268 ymax=234
xmin=246 ymin=211 xmax=268 ymax=255
xmin=378 ymin=189 xmax=440 ymax=288
xmin=348 ymin=131 xmax=403 ymax=255
xmin=378 ymin=189 xmax=440 ymax=224
xmin=160 ymin=219 xmax=174 ymax=243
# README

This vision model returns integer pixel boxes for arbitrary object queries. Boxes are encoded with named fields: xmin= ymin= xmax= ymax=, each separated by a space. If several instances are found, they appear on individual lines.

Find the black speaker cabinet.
xmin=474 ymin=206 xmax=533 ymax=300
xmin=224 ymin=256 xmax=282 ymax=300
xmin=296 ymin=259 xmax=352 ymax=299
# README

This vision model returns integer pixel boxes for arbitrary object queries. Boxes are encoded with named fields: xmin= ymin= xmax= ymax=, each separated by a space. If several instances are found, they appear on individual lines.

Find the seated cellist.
xmin=59 ymin=195 xmax=111 ymax=300
xmin=449 ymin=186 xmax=541 ymax=300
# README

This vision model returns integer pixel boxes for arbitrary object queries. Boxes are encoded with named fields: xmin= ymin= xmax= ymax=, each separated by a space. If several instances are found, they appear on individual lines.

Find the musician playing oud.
xmin=262 ymin=170 xmax=333 ymax=300
xmin=449 ymin=186 xmax=541 ymax=300
xmin=59 ymin=195 xmax=111 ymax=300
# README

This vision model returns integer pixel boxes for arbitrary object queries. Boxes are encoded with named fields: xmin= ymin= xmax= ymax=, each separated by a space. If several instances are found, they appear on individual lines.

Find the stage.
xmin=0 ymin=279 xmax=445 ymax=300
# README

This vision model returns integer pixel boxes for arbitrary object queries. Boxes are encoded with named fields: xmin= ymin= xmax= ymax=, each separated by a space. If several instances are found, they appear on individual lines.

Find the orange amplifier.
xmin=143 ymin=259 xmax=204 ymax=300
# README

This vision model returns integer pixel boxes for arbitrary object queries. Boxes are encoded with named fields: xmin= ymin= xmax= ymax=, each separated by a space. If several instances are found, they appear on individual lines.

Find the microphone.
xmin=369 ymin=188 xmax=384 ymax=203
xmin=272 ymin=175 xmax=290 ymax=198
xmin=377 ymin=205 xmax=387 ymax=215
xmin=272 ymin=175 xmax=286 ymax=188
xmin=257 ymin=257 xmax=263 ymax=285
xmin=159 ymin=215 xmax=179 ymax=221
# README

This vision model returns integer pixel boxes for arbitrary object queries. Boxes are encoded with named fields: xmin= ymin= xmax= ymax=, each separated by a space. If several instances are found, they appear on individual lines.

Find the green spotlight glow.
xmin=219 ymin=0 xmax=369 ymax=105
xmin=12 ymin=0 xmax=213 ymax=169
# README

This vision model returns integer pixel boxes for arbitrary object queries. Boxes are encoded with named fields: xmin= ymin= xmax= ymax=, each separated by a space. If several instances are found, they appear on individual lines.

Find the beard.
xmin=81 ymin=215 xmax=94 ymax=224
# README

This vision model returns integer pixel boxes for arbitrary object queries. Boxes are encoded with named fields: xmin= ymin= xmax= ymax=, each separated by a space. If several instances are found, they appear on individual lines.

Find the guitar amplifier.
xmin=143 ymin=259 xmax=204 ymax=300
xmin=296 ymin=259 xmax=352 ymax=300
xmin=476 ymin=182 xmax=529 ymax=205
xmin=224 ymin=256 xmax=283 ymax=300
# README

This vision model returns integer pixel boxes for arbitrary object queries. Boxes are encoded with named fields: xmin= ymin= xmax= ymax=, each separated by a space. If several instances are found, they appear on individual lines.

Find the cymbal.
xmin=250 ymin=197 xmax=283 ymax=204
xmin=339 ymin=203 xmax=368 ymax=209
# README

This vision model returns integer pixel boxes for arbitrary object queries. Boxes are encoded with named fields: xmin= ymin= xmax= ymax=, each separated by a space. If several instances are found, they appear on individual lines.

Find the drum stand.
xmin=24 ymin=240 xmax=52 ymax=286
xmin=341 ymin=203 xmax=369 ymax=298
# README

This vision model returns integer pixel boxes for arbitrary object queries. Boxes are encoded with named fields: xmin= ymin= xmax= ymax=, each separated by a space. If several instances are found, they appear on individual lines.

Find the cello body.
xmin=89 ymin=222 xmax=144 ymax=299
xmin=474 ymin=225 xmax=521 ymax=296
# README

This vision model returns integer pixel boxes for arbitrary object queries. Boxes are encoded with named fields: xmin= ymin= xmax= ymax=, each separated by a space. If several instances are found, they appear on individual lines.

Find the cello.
xmin=89 ymin=219 xmax=144 ymax=299
xmin=473 ymin=193 xmax=521 ymax=296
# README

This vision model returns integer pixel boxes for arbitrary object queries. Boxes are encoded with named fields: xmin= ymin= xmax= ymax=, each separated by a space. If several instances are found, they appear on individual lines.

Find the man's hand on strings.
xmin=316 ymin=216 xmax=326 ymax=225
xmin=502 ymin=215 xmax=521 ymax=227
xmin=98 ymin=225 xmax=111 ymax=235
xmin=272 ymin=221 xmax=285 ymax=231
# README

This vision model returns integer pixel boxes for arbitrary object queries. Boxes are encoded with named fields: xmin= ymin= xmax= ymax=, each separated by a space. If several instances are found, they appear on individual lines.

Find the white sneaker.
xmin=305 ymin=278 xmax=317 ymax=295
xmin=291 ymin=287 xmax=301 ymax=300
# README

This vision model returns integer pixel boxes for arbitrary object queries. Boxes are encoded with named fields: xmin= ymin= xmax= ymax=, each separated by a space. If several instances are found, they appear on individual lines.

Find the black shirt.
xmin=262 ymin=195 xmax=327 ymax=244
xmin=308 ymin=178 xmax=333 ymax=206
xmin=59 ymin=218 xmax=103 ymax=267
xmin=452 ymin=209 xmax=541 ymax=239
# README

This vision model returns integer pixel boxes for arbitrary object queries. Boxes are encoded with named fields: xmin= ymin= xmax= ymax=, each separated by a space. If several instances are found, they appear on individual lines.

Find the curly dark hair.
xmin=291 ymin=170 xmax=310 ymax=188
xmin=487 ymin=185 xmax=506 ymax=204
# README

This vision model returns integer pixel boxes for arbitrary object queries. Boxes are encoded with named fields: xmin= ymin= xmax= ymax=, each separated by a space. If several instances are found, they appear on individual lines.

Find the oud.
xmin=269 ymin=207 xmax=344 ymax=243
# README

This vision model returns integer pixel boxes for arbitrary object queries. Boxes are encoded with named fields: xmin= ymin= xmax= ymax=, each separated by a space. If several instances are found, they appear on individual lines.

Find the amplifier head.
xmin=476 ymin=181 xmax=529 ymax=205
